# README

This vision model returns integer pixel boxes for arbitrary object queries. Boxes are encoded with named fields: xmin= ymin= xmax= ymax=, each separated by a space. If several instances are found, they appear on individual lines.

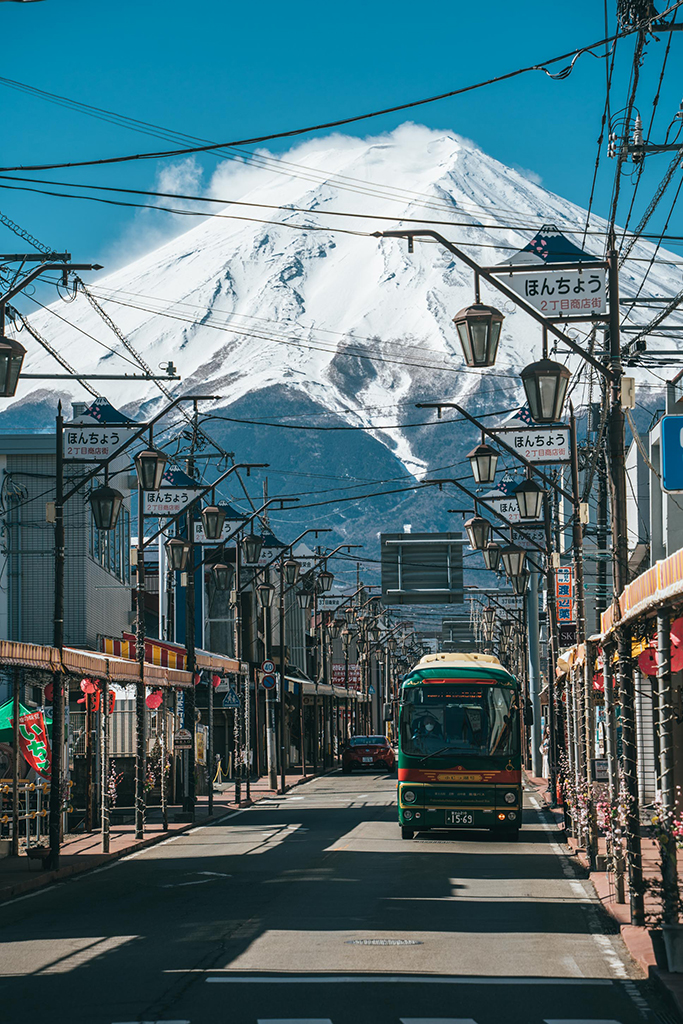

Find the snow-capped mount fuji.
xmin=3 ymin=123 xmax=681 ymax=542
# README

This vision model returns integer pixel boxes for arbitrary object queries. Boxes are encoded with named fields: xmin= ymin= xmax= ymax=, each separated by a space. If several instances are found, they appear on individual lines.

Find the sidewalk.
xmin=524 ymin=771 xmax=683 ymax=1022
xmin=0 ymin=768 xmax=325 ymax=904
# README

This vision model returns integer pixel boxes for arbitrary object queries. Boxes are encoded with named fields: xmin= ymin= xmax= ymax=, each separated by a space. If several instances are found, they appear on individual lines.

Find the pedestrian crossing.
xmin=253 ymin=1018 xmax=625 ymax=1024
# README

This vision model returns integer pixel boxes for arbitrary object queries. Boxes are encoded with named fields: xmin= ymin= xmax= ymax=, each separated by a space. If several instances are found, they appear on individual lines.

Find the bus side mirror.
xmin=383 ymin=703 xmax=393 ymax=722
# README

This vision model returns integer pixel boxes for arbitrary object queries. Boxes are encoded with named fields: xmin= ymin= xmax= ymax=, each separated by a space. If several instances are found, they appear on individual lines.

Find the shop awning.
xmin=0 ymin=638 xmax=194 ymax=688
xmin=601 ymin=547 xmax=683 ymax=637
xmin=102 ymin=633 xmax=241 ymax=675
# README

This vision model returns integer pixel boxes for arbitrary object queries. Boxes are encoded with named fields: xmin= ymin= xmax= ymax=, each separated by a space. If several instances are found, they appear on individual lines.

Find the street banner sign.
xmin=490 ymin=424 xmax=570 ymax=464
xmin=144 ymin=467 xmax=203 ymax=517
xmin=222 ymin=687 xmax=241 ymax=708
xmin=500 ymin=267 xmax=606 ymax=319
xmin=262 ymin=660 xmax=275 ymax=674
xmin=293 ymin=543 xmax=317 ymax=572
xmin=261 ymin=673 xmax=277 ymax=690
xmin=317 ymin=595 xmax=347 ymax=611
xmin=556 ymin=565 xmax=575 ymax=623
xmin=516 ymin=526 xmax=545 ymax=552
xmin=484 ymin=494 xmax=521 ymax=524
xmin=332 ymin=663 xmax=361 ymax=688
xmin=16 ymin=710 xmax=51 ymax=779
xmin=661 ymin=416 xmax=683 ymax=491
xmin=193 ymin=519 xmax=247 ymax=544
xmin=144 ymin=488 xmax=202 ymax=516
xmin=558 ymin=622 xmax=577 ymax=646
xmin=63 ymin=425 xmax=138 ymax=461
xmin=174 ymin=727 xmax=193 ymax=751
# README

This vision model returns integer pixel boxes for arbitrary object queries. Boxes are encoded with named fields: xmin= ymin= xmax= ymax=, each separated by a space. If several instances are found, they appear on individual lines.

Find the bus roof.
xmin=416 ymin=652 xmax=502 ymax=668
xmin=402 ymin=651 xmax=517 ymax=688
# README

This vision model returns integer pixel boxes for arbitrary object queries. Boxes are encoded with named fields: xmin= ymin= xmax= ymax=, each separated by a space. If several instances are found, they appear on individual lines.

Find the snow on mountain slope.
xmin=5 ymin=123 xmax=682 ymax=483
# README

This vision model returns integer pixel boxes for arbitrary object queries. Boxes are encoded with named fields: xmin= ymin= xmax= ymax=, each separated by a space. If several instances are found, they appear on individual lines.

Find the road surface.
xmin=0 ymin=772 xmax=668 ymax=1024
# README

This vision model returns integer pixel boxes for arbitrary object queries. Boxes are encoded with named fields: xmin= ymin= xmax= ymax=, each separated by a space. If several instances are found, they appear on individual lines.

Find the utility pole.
xmin=527 ymin=570 xmax=541 ymax=778
xmin=265 ymin=587 xmax=278 ymax=789
xmin=49 ymin=402 xmax=65 ymax=869
xmin=607 ymin=244 xmax=644 ymax=927
xmin=134 ymin=466 xmax=146 ymax=840
xmin=279 ymin=557 xmax=287 ymax=794
xmin=183 ymin=404 xmax=199 ymax=819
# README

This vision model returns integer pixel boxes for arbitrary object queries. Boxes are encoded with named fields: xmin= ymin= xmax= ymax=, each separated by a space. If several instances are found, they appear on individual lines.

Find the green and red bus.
xmin=396 ymin=652 xmax=522 ymax=840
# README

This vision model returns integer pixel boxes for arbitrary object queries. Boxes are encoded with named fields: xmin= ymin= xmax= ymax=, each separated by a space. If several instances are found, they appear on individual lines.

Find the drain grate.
xmin=346 ymin=939 xmax=423 ymax=946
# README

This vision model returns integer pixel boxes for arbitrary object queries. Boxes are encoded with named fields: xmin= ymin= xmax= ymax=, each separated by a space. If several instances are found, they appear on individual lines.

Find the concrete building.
xmin=0 ymin=430 xmax=133 ymax=654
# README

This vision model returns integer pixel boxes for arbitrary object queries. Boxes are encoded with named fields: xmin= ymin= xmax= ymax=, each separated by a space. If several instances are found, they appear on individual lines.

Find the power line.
xmin=0 ymin=24 xmax=655 ymax=175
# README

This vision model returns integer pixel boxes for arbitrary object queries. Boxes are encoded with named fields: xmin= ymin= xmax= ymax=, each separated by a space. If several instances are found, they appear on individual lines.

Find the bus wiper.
xmin=418 ymin=745 xmax=454 ymax=764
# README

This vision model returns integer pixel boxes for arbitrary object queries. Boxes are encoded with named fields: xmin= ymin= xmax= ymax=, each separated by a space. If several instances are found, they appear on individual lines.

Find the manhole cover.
xmin=346 ymin=939 xmax=423 ymax=946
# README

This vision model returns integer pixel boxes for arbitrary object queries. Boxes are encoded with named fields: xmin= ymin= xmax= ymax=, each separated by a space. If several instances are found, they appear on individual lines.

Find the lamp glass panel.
xmin=469 ymin=321 xmax=489 ymax=364
xmin=489 ymin=319 xmax=502 ymax=359
xmin=456 ymin=322 xmax=473 ymax=364
xmin=538 ymin=376 xmax=560 ymax=421
xmin=483 ymin=543 xmax=501 ymax=572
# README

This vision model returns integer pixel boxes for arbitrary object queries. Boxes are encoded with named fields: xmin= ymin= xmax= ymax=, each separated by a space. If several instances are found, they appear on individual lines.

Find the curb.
xmin=524 ymin=770 xmax=683 ymax=1019
xmin=0 ymin=766 xmax=336 ymax=904
xmin=649 ymin=966 xmax=683 ymax=1023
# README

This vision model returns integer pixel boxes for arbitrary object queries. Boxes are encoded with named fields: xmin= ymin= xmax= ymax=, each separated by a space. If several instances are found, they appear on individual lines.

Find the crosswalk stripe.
xmin=206 ymin=976 xmax=613 ymax=985
xmin=401 ymin=1018 xmax=477 ymax=1023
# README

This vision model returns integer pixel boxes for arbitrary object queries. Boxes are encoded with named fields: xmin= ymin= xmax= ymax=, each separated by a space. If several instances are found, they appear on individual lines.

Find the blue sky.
xmin=0 ymin=0 xmax=680 ymax=268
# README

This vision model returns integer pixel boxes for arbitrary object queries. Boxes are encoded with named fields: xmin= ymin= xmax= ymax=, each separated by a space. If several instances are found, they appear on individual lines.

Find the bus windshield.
xmin=400 ymin=683 xmax=518 ymax=759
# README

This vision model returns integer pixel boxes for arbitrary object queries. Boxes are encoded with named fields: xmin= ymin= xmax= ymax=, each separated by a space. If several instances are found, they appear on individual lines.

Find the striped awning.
xmin=0 ymin=639 xmax=193 ymax=687
xmin=102 ymin=633 xmax=240 ymax=675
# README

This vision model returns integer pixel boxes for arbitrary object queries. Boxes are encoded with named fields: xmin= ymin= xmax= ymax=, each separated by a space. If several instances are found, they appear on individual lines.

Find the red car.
xmin=342 ymin=735 xmax=395 ymax=774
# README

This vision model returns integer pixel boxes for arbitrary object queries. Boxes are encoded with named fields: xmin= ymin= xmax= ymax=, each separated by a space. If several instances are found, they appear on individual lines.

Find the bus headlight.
xmin=402 ymin=789 xmax=417 ymax=803
xmin=504 ymin=792 xmax=516 ymax=804
xmin=404 ymin=809 xmax=414 ymax=821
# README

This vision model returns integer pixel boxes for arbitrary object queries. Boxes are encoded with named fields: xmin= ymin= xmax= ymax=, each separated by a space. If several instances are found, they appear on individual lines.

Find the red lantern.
xmin=145 ymin=689 xmax=163 ymax=710
xmin=80 ymin=677 xmax=98 ymax=694
xmin=671 ymin=617 xmax=683 ymax=649
xmin=638 ymin=647 xmax=658 ymax=676
xmin=592 ymin=672 xmax=604 ymax=692
xmin=44 ymin=682 xmax=53 ymax=703
xmin=673 ymin=644 xmax=683 ymax=673
xmin=212 ymin=674 xmax=221 ymax=689
xmin=194 ymin=672 xmax=201 ymax=687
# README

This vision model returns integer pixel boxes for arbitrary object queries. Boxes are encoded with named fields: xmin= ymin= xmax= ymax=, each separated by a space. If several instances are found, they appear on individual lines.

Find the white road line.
xmin=258 ymin=1019 xmax=332 ymax=1024
xmin=401 ymin=1018 xmax=478 ymax=1023
xmin=205 ymin=976 xmax=612 ymax=985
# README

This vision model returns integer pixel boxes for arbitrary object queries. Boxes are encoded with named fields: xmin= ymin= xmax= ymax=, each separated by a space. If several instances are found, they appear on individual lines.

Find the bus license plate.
xmin=446 ymin=811 xmax=473 ymax=825
xmin=362 ymin=757 xmax=373 ymax=762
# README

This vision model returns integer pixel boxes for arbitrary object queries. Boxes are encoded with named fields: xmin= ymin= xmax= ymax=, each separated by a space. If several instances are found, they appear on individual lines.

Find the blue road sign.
xmin=661 ymin=416 xmax=683 ymax=491
xmin=222 ymin=687 xmax=241 ymax=709
xmin=261 ymin=673 xmax=277 ymax=690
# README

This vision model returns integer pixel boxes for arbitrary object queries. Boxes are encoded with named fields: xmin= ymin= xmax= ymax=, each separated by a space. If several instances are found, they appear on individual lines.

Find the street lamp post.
xmin=384 ymin=225 xmax=642 ymax=923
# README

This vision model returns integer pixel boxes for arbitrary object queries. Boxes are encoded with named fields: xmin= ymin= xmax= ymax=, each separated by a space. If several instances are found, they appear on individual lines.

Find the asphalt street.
xmin=0 ymin=772 xmax=670 ymax=1024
